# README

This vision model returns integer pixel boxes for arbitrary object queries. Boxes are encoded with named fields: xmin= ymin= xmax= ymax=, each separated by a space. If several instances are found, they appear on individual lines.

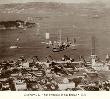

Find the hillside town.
xmin=0 ymin=53 xmax=110 ymax=91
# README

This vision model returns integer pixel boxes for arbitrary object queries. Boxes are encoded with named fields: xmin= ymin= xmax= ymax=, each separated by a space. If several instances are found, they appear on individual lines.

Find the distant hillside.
xmin=0 ymin=2 xmax=107 ymax=14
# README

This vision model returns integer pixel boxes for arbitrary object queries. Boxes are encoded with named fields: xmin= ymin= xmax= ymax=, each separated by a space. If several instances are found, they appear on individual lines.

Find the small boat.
xmin=9 ymin=46 xmax=19 ymax=49
xmin=10 ymin=37 xmax=20 ymax=49
xmin=52 ymin=47 xmax=60 ymax=52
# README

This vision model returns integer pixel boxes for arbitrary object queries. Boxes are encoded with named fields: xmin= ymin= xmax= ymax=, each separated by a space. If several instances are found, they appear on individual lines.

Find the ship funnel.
xmin=91 ymin=36 xmax=96 ymax=55
xmin=91 ymin=36 xmax=97 ymax=67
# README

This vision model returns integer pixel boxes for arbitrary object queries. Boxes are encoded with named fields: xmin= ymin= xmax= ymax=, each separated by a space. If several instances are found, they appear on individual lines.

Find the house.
xmin=14 ymin=79 xmax=27 ymax=91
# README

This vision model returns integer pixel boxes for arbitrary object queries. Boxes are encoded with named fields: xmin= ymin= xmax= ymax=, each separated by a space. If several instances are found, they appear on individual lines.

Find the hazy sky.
xmin=0 ymin=0 xmax=109 ymax=4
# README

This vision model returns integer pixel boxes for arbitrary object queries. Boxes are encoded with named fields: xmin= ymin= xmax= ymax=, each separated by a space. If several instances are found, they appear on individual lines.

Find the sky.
xmin=0 ymin=0 xmax=109 ymax=4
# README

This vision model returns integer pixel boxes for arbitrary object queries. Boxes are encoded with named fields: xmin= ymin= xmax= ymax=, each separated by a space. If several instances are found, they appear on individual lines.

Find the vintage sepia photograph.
xmin=0 ymin=0 xmax=110 ymax=92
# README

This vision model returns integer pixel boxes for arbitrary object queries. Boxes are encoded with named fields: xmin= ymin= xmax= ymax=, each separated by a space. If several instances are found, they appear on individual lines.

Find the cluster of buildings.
xmin=0 ymin=53 xmax=110 ymax=91
xmin=91 ymin=54 xmax=110 ymax=71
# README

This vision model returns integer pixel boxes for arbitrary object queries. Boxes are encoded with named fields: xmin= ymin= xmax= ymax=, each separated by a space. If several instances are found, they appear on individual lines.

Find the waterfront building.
xmin=91 ymin=54 xmax=110 ymax=71
xmin=14 ymin=79 xmax=27 ymax=91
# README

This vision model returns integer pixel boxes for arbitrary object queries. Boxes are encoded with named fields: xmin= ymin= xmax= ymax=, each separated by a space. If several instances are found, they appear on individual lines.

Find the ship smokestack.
xmin=91 ymin=36 xmax=96 ymax=55
xmin=91 ymin=36 xmax=97 ymax=68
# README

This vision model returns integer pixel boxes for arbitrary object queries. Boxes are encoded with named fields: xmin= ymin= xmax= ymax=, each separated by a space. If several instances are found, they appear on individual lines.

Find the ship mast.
xmin=72 ymin=25 xmax=76 ymax=45
xmin=36 ymin=23 xmax=40 ymax=35
xmin=59 ymin=29 xmax=62 ymax=43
